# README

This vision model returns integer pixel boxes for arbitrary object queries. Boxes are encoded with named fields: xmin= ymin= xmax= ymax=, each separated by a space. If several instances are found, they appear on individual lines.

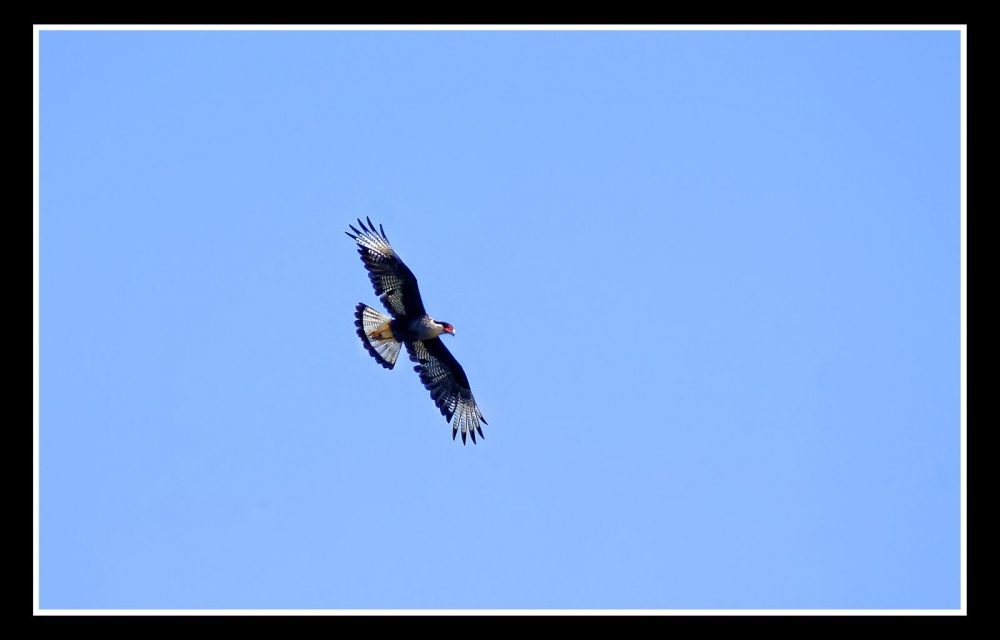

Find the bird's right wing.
xmin=346 ymin=217 xmax=426 ymax=318
xmin=405 ymin=338 xmax=488 ymax=444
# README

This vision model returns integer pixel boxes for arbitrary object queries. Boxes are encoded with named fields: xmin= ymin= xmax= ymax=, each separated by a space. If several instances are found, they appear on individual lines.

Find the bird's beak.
xmin=445 ymin=326 xmax=456 ymax=335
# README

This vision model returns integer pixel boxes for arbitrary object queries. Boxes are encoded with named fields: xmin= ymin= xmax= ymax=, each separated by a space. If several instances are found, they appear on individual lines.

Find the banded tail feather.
xmin=354 ymin=303 xmax=402 ymax=369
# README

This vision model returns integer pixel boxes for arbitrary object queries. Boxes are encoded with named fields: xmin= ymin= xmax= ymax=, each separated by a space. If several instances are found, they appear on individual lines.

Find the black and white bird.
xmin=346 ymin=217 xmax=488 ymax=444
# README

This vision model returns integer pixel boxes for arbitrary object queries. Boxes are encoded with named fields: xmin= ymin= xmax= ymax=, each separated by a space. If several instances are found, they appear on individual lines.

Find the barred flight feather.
xmin=345 ymin=217 xmax=425 ymax=319
xmin=405 ymin=339 xmax=487 ymax=445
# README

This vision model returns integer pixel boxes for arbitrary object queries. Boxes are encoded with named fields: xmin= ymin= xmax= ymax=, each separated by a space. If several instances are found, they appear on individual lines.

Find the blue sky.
xmin=36 ymin=28 xmax=963 ymax=611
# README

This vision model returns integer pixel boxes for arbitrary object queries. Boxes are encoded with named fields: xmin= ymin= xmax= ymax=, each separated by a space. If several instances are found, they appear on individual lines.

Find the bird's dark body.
xmin=388 ymin=318 xmax=423 ymax=343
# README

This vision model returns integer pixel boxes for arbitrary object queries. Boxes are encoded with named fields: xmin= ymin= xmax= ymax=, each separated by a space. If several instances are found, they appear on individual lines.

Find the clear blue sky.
xmin=37 ymin=29 xmax=962 ymax=610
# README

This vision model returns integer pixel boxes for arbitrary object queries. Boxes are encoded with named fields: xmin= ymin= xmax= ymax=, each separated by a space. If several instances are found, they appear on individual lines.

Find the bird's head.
xmin=439 ymin=322 xmax=455 ymax=336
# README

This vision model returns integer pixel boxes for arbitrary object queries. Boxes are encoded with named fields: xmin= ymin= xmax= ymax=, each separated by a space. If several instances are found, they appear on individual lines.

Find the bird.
xmin=346 ymin=217 xmax=488 ymax=444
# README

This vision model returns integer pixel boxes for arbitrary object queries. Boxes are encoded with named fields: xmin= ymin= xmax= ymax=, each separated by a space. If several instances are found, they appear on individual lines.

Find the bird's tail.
xmin=354 ymin=303 xmax=402 ymax=369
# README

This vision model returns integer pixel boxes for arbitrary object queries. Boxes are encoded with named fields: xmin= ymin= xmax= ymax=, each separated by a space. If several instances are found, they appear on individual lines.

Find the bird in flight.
xmin=346 ymin=217 xmax=488 ymax=444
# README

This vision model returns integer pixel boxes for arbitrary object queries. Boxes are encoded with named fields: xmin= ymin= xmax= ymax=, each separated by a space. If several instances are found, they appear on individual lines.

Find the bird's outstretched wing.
xmin=405 ymin=338 xmax=488 ymax=444
xmin=345 ymin=217 xmax=425 ymax=319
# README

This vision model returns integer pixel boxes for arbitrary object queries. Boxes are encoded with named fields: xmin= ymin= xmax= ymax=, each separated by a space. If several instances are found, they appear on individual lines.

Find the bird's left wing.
xmin=346 ymin=217 xmax=426 ymax=318
xmin=405 ymin=338 xmax=488 ymax=444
